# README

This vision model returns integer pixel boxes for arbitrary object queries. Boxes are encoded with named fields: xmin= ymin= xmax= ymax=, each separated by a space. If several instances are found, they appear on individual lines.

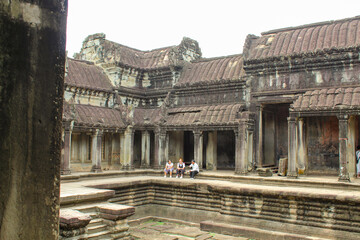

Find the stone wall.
xmin=96 ymin=179 xmax=360 ymax=237
xmin=250 ymin=64 xmax=360 ymax=93
xmin=0 ymin=1 xmax=67 ymax=239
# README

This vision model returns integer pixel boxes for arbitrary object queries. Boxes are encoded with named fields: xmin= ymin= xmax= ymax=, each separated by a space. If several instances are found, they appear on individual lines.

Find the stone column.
xmin=348 ymin=116 xmax=356 ymax=178
xmin=154 ymin=129 xmax=166 ymax=169
xmin=338 ymin=114 xmax=350 ymax=182
xmin=297 ymin=118 xmax=307 ymax=174
xmin=235 ymin=123 xmax=248 ymax=175
xmin=141 ymin=131 xmax=151 ymax=168
xmin=256 ymin=105 xmax=264 ymax=167
xmin=111 ymin=133 xmax=117 ymax=165
xmin=165 ymin=132 xmax=169 ymax=162
xmin=120 ymin=133 xmax=125 ymax=167
xmin=123 ymin=126 xmax=134 ymax=170
xmin=193 ymin=130 xmax=203 ymax=169
xmin=91 ymin=129 xmax=103 ymax=173
xmin=206 ymin=131 xmax=217 ymax=170
xmin=61 ymin=128 xmax=72 ymax=175
xmin=287 ymin=117 xmax=298 ymax=178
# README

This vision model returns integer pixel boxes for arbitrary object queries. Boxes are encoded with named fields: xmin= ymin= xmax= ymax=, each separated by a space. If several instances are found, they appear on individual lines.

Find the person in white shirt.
xmin=176 ymin=158 xmax=185 ymax=179
xmin=189 ymin=160 xmax=199 ymax=179
xmin=164 ymin=160 xmax=174 ymax=178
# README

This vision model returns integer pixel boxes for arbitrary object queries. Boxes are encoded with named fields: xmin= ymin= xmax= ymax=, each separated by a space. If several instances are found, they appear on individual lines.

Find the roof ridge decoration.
xmin=75 ymin=34 xmax=202 ymax=70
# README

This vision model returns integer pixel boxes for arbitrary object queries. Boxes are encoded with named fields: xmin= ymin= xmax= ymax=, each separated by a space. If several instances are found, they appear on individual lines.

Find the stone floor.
xmin=129 ymin=220 xmax=247 ymax=240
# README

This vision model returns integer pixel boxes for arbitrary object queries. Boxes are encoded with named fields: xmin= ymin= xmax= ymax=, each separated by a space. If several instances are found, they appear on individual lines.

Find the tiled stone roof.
xmin=176 ymin=55 xmax=244 ymax=86
xmin=63 ymin=103 xmax=125 ymax=129
xmin=292 ymin=87 xmax=360 ymax=112
xmin=247 ymin=16 xmax=360 ymax=60
xmin=165 ymin=104 xmax=245 ymax=127
xmin=66 ymin=58 xmax=113 ymax=91
xmin=133 ymin=108 xmax=162 ymax=126
xmin=103 ymin=40 xmax=175 ymax=69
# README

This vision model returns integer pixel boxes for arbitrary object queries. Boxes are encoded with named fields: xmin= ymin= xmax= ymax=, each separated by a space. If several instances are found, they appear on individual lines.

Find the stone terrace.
xmin=61 ymin=172 xmax=360 ymax=239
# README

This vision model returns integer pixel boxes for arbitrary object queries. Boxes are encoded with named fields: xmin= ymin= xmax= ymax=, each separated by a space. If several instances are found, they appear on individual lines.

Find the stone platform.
xmin=60 ymin=171 xmax=360 ymax=239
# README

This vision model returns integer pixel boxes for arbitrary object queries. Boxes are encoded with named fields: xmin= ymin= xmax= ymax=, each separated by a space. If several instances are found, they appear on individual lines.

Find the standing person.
xmin=356 ymin=145 xmax=360 ymax=178
xmin=189 ymin=160 xmax=199 ymax=179
xmin=164 ymin=160 xmax=174 ymax=178
xmin=176 ymin=158 xmax=186 ymax=179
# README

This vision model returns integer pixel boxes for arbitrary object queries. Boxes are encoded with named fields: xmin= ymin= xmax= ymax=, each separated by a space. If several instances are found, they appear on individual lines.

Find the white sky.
xmin=66 ymin=0 xmax=360 ymax=58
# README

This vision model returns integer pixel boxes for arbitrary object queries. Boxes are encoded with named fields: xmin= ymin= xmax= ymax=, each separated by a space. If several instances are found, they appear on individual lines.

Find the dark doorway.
xmin=183 ymin=131 xmax=194 ymax=164
xmin=217 ymin=130 xmax=235 ymax=169
xmin=133 ymin=131 xmax=142 ymax=168
xmin=262 ymin=103 xmax=289 ymax=167
xmin=150 ymin=131 xmax=155 ymax=167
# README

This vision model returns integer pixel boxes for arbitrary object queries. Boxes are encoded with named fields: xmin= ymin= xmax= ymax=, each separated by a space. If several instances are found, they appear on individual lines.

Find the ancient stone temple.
xmin=62 ymin=16 xmax=360 ymax=181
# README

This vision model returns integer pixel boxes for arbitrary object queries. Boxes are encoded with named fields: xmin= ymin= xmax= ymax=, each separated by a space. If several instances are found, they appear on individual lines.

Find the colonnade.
xmin=61 ymin=125 xmax=255 ymax=175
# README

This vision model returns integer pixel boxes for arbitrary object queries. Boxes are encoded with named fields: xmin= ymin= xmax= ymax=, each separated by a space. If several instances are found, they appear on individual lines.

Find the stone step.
xmin=87 ymin=230 xmax=112 ymax=240
xmin=87 ymin=223 xmax=108 ymax=234
xmin=200 ymin=221 xmax=330 ymax=240
xmin=88 ymin=218 xmax=103 ymax=227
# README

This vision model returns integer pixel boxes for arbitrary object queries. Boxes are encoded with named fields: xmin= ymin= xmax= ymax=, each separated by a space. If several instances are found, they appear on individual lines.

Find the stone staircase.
xmin=75 ymin=205 xmax=113 ymax=239
xmin=60 ymin=203 xmax=135 ymax=239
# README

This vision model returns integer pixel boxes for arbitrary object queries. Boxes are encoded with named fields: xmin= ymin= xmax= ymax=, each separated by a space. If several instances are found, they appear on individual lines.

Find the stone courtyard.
xmin=59 ymin=172 xmax=360 ymax=239
xmin=129 ymin=219 xmax=244 ymax=240
xmin=3 ymin=1 xmax=360 ymax=239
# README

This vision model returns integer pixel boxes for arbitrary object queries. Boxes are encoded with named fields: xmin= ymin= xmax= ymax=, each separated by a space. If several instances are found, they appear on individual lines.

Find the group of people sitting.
xmin=164 ymin=158 xmax=199 ymax=179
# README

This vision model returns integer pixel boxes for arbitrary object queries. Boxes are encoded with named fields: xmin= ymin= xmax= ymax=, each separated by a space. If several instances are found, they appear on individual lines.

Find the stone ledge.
xmin=59 ymin=209 xmax=91 ymax=230
xmin=98 ymin=203 xmax=135 ymax=221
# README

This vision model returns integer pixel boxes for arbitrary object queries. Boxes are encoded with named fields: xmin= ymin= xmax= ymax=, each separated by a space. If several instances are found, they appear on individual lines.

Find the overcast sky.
xmin=66 ymin=0 xmax=359 ymax=58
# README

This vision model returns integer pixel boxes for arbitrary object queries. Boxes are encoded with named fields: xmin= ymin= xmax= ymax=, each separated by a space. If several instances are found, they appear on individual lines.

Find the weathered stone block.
xmin=278 ymin=158 xmax=288 ymax=176
xmin=98 ymin=203 xmax=135 ymax=221
xmin=256 ymin=168 xmax=273 ymax=177
xmin=59 ymin=209 xmax=91 ymax=231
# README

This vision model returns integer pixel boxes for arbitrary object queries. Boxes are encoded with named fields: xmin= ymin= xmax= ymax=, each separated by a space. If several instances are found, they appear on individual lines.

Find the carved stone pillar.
xmin=256 ymin=105 xmax=264 ymax=167
xmin=123 ymin=126 xmax=134 ymax=170
xmin=111 ymin=133 xmax=117 ymax=165
xmin=193 ymin=130 xmax=203 ymax=169
xmin=165 ymin=132 xmax=169 ymax=162
xmin=287 ymin=117 xmax=298 ymax=178
xmin=235 ymin=123 xmax=247 ymax=175
xmin=155 ymin=128 xmax=166 ymax=169
xmin=141 ymin=131 xmax=151 ymax=168
xmin=297 ymin=118 xmax=307 ymax=174
xmin=338 ymin=114 xmax=350 ymax=182
xmin=119 ymin=133 xmax=125 ymax=167
xmin=91 ymin=129 xmax=103 ymax=173
xmin=206 ymin=131 xmax=217 ymax=170
xmin=348 ymin=116 xmax=356 ymax=178
xmin=61 ymin=128 xmax=72 ymax=175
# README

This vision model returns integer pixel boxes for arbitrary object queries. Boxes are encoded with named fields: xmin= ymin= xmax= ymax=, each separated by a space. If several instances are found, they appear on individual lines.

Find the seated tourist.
xmin=164 ymin=160 xmax=174 ymax=178
xmin=189 ymin=160 xmax=199 ymax=179
xmin=176 ymin=158 xmax=185 ymax=179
